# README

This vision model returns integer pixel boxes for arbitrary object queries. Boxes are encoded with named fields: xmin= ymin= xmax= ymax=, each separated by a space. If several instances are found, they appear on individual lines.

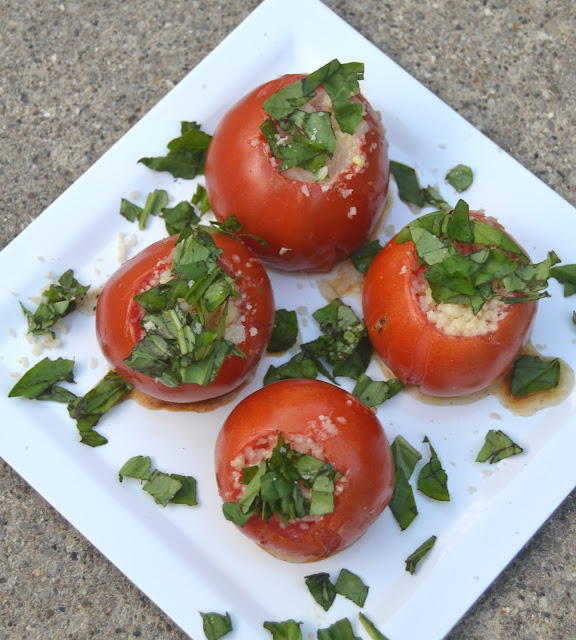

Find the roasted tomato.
xmin=205 ymin=64 xmax=389 ymax=272
xmin=215 ymin=379 xmax=394 ymax=562
xmin=362 ymin=210 xmax=538 ymax=397
xmin=96 ymin=232 xmax=274 ymax=403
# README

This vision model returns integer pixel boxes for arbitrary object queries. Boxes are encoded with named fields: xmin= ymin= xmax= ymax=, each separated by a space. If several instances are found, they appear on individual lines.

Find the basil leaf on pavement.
xmin=200 ymin=611 xmax=233 ymax=640
xmin=8 ymin=357 xmax=75 ymax=400
xmin=510 ymin=354 xmax=560 ymax=397
xmin=417 ymin=437 xmax=450 ymax=501
xmin=305 ymin=572 xmax=336 ymax=612
xmin=476 ymin=430 xmax=523 ymax=464
xmin=405 ymin=535 xmax=437 ymax=574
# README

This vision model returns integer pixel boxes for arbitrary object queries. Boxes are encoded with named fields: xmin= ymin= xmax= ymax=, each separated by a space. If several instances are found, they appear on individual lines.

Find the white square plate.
xmin=1 ymin=0 xmax=575 ymax=638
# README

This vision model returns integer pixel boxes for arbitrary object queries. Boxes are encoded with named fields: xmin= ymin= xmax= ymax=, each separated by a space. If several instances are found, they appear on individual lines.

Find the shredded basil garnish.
xmin=263 ymin=619 xmax=303 ymax=640
xmin=124 ymin=226 xmax=246 ymax=388
xmin=389 ymin=160 xmax=425 ymax=207
xmin=317 ymin=618 xmax=361 ymax=640
xmin=389 ymin=435 xmax=421 ymax=530
xmin=445 ymin=164 xmax=473 ymax=192
xmin=20 ymin=269 xmax=90 ymax=338
xmin=200 ymin=611 xmax=233 ymax=640
xmin=358 ymin=613 xmax=391 ymax=640
xmin=334 ymin=568 xmax=369 ymax=607
xmin=222 ymin=432 xmax=339 ymax=527
xmin=120 ymin=189 xmax=168 ymax=230
xmin=267 ymin=309 xmax=299 ymax=353
xmin=119 ymin=455 xmax=198 ymax=507
xmin=405 ymin=535 xmax=437 ymax=574
xmin=476 ymin=430 xmax=524 ymax=464
xmin=260 ymin=60 xmax=364 ymax=179
xmin=510 ymin=354 xmax=560 ymax=397
xmin=550 ymin=263 xmax=576 ymax=297
xmin=350 ymin=240 xmax=382 ymax=275
xmin=351 ymin=373 xmax=403 ymax=407
xmin=138 ymin=121 xmax=211 ymax=179
xmin=8 ymin=357 xmax=76 ymax=401
xmin=417 ymin=437 xmax=450 ymax=501
xmin=305 ymin=572 xmax=337 ymax=612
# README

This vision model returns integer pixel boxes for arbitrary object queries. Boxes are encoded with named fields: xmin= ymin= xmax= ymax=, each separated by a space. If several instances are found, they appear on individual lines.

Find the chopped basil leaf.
xmin=332 ymin=335 xmax=372 ymax=380
xmin=192 ymin=183 xmax=211 ymax=216
xmin=260 ymin=60 xmax=363 ymax=176
xmin=200 ymin=611 xmax=233 ymax=640
xmin=389 ymin=436 xmax=422 ymax=530
xmin=304 ymin=572 xmax=336 ymax=612
xmin=405 ymin=535 xmax=437 ymax=575
xmin=334 ymin=568 xmax=369 ymax=607
xmin=222 ymin=432 xmax=339 ymax=526
xmin=120 ymin=456 xmax=197 ymax=507
xmin=119 ymin=455 xmax=152 ymax=482
xmin=422 ymin=185 xmax=452 ymax=211
xmin=476 ymin=430 xmax=523 ymax=464
xmin=263 ymin=619 xmax=303 ymax=640
xmin=119 ymin=198 xmax=142 ymax=223
xmin=124 ymin=226 xmax=246 ymax=388
xmin=573 ymin=310 xmax=576 ymax=326
xmin=267 ymin=309 xmax=298 ymax=353
xmin=120 ymin=190 xmax=168 ymax=230
xmin=352 ymin=373 xmax=403 ymax=407
xmin=550 ymin=263 xmax=576 ymax=297
xmin=20 ymin=269 xmax=90 ymax=337
xmin=317 ymin=618 xmax=361 ymax=640
xmin=358 ymin=613 xmax=391 ymax=640
xmin=138 ymin=121 xmax=211 ymax=179
xmin=8 ymin=357 xmax=76 ymax=400
xmin=350 ymin=240 xmax=382 ymax=275
xmin=389 ymin=160 xmax=425 ymax=207
xmin=161 ymin=201 xmax=200 ymax=236
xmin=263 ymin=351 xmax=319 ymax=385
xmin=445 ymin=164 xmax=473 ymax=192
xmin=417 ymin=437 xmax=450 ymax=501
xmin=510 ymin=354 xmax=560 ymax=397
xmin=68 ymin=371 xmax=133 ymax=447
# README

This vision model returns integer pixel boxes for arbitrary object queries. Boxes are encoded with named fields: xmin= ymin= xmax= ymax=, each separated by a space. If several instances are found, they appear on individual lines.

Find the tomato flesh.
xmin=96 ymin=234 xmax=275 ymax=403
xmin=362 ymin=233 xmax=538 ymax=397
xmin=215 ymin=379 xmax=394 ymax=562
xmin=205 ymin=74 xmax=389 ymax=272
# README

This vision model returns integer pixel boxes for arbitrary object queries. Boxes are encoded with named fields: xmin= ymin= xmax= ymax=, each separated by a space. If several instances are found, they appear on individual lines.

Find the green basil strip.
xmin=119 ymin=455 xmax=152 ymax=482
xmin=67 ymin=371 xmax=133 ymax=447
xmin=389 ymin=160 xmax=425 ymax=207
xmin=350 ymin=240 xmax=382 ymax=275
xmin=305 ymin=572 xmax=336 ymax=612
xmin=200 ymin=611 xmax=233 ymax=640
xmin=445 ymin=164 xmax=473 ymax=192
xmin=389 ymin=435 xmax=422 ymax=530
xmin=405 ymin=535 xmax=437 ymax=575
xmin=263 ymin=619 xmax=303 ymax=640
xmin=550 ymin=263 xmax=576 ymax=297
xmin=8 ymin=357 xmax=75 ymax=400
xmin=139 ymin=121 xmax=211 ymax=179
xmin=351 ymin=373 xmax=403 ymax=407
xmin=161 ymin=201 xmax=200 ymax=236
xmin=317 ymin=618 xmax=361 ymax=640
xmin=20 ymin=269 xmax=90 ymax=337
xmin=263 ymin=352 xmax=319 ymax=386
xmin=332 ymin=335 xmax=372 ymax=381
xmin=510 ymin=354 xmax=560 ymax=397
xmin=573 ymin=310 xmax=576 ymax=326
xmin=417 ymin=437 xmax=450 ymax=501
xmin=422 ymin=185 xmax=452 ymax=212
xmin=142 ymin=470 xmax=184 ymax=507
xmin=334 ymin=568 xmax=369 ymax=607
xmin=358 ymin=613 xmax=391 ymax=640
xmin=476 ymin=430 xmax=523 ymax=464
xmin=268 ymin=309 xmax=299 ymax=353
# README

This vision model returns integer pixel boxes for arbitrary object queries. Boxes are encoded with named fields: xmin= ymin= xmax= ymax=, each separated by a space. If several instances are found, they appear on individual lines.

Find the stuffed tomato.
xmin=96 ymin=228 xmax=274 ymax=403
xmin=205 ymin=60 xmax=389 ymax=273
xmin=363 ymin=204 xmax=539 ymax=397
xmin=215 ymin=379 xmax=395 ymax=562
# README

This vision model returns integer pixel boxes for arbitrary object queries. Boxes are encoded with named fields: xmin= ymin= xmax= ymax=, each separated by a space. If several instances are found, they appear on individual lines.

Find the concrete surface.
xmin=1 ymin=1 xmax=574 ymax=639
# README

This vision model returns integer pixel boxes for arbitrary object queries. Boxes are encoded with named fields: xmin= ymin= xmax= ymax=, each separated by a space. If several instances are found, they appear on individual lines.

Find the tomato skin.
xmin=215 ymin=379 xmax=394 ymax=562
xmin=362 ymin=234 xmax=538 ymax=397
xmin=96 ymin=233 xmax=274 ymax=403
xmin=205 ymin=74 xmax=389 ymax=273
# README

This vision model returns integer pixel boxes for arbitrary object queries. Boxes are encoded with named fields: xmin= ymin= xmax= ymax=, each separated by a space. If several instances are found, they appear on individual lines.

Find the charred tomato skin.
xmin=362 ymin=231 xmax=538 ymax=397
xmin=205 ymin=74 xmax=389 ymax=273
xmin=215 ymin=379 xmax=395 ymax=562
xmin=96 ymin=233 xmax=275 ymax=403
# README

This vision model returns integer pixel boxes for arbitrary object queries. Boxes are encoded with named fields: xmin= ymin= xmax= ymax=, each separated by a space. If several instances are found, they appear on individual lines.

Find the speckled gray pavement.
xmin=1 ymin=1 xmax=575 ymax=639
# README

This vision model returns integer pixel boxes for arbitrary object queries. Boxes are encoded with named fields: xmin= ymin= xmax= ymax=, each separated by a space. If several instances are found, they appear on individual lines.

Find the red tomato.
xmin=96 ymin=233 xmax=274 ymax=403
xmin=215 ymin=379 xmax=394 ymax=562
xmin=362 ymin=226 xmax=538 ymax=397
xmin=205 ymin=73 xmax=389 ymax=272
